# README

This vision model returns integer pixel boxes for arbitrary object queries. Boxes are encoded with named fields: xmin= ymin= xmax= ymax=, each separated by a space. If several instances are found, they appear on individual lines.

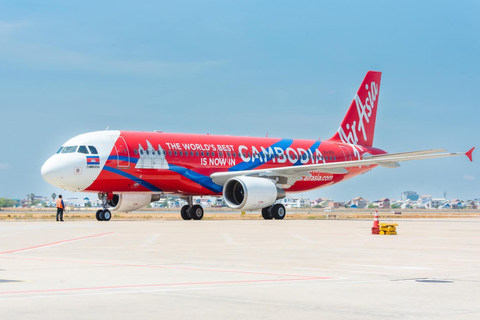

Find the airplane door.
xmin=113 ymin=136 xmax=130 ymax=168
xmin=339 ymin=146 xmax=352 ymax=161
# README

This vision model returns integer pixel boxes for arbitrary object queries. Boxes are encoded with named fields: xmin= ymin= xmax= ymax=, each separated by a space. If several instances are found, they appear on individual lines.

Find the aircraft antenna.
xmin=105 ymin=125 xmax=110 ymax=131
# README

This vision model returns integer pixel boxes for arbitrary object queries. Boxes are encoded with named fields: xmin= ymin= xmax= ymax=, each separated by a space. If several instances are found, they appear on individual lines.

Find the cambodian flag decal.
xmin=87 ymin=156 xmax=100 ymax=167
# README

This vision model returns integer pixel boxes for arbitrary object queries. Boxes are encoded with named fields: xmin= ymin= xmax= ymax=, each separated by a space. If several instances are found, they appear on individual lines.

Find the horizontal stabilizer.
xmin=466 ymin=147 xmax=475 ymax=162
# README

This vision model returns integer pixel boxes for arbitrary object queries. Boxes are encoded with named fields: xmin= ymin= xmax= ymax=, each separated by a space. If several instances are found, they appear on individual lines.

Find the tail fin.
xmin=329 ymin=71 xmax=382 ymax=147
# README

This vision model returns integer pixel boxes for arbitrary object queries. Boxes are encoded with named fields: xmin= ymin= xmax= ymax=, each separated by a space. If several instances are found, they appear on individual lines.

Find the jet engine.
xmin=107 ymin=193 xmax=161 ymax=212
xmin=223 ymin=176 xmax=286 ymax=210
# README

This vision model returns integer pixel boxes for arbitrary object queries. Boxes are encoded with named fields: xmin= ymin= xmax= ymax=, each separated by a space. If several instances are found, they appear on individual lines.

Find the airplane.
xmin=41 ymin=71 xmax=474 ymax=221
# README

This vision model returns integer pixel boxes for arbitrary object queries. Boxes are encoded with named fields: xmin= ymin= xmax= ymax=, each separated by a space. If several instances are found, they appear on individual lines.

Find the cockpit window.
xmin=88 ymin=146 xmax=98 ymax=154
xmin=56 ymin=147 xmax=64 ymax=154
xmin=62 ymin=146 xmax=78 ymax=153
xmin=78 ymin=146 xmax=89 ymax=154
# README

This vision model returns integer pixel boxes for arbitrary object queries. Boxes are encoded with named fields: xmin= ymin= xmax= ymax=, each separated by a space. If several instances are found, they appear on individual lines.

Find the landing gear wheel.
xmin=190 ymin=205 xmax=204 ymax=220
xmin=181 ymin=205 xmax=192 ymax=220
xmin=102 ymin=209 xmax=112 ymax=221
xmin=96 ymin=209 xmax=103 ymax=221
xmin=261 ymin=207 xmax=273 ymax=220
xmin=271 ymin=204 xmax=286 ymax=220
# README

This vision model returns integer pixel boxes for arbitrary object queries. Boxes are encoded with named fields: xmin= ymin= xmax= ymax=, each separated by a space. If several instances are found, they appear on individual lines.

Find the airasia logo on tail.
xmin=355 ymin=82 xmax=378 ymax=142
xmin=338 ymin=81 xmax=379 ymax=145
xmin=337 ymin=81 xmax=379 ymax=159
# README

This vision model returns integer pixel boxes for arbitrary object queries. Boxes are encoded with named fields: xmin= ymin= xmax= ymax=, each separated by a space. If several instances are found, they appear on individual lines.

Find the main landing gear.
xmin=180 ymin=196 xmax=204 ymax=220
xmin=96 ymin=193 xmax=112 ymax=221
xmin=261 ymin=203 xmax=286 ymax=220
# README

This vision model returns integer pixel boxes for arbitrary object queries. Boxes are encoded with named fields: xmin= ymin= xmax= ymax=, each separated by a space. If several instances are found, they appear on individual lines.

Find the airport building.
xmin=401 ymin=191 xmax=420 ymax=202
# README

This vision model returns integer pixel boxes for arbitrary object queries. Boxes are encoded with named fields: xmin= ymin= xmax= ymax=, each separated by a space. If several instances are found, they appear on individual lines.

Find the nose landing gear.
xmin=96 ymin=193 xmax=112 ymax=221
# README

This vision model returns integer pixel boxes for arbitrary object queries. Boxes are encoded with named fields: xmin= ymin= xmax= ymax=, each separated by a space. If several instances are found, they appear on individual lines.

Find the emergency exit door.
xmin=339 ymin=145 xmax=352 ymax=161
xmin=113 ymin=136 xmax=130 ymax=168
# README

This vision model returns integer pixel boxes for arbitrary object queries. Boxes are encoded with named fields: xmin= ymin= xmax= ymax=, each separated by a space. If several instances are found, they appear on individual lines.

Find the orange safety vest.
xmin=56 ymin=198 xmax=64 ymax=209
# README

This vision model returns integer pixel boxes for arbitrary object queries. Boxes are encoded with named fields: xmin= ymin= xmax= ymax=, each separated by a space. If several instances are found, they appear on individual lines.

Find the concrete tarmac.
xmin=0 ymin=219 xmax=479 ymax=319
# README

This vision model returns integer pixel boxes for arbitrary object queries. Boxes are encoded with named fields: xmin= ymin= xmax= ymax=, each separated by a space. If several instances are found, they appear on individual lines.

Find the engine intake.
xmin=223 ymin=176 xmax=285 ymax=210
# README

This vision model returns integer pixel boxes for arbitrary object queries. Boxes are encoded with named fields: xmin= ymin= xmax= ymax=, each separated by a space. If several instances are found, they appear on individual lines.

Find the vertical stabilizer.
xmin=329 ymin=71 xmax=382 ymax=147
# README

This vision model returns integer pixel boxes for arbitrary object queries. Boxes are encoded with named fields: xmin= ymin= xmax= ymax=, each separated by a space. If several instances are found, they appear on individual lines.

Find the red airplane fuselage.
xmin=85 ymin=131 xmax=387 ymax=195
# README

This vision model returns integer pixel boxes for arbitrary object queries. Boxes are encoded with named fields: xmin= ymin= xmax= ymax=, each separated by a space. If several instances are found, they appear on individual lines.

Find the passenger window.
xmin=146 ymin=150 xmax=150 ymax=155
xmin=56 ymin=147 xmax=64 ymax=154
xmin=140 ymin=149 xmax=144 ymax=155
xmin=233 ymin=152 xmax=236 ymax=158
xmin=174 ymin=151 xmax=178 ymax=156
xmin=62 ymin=146 xmax=78 ymax=153
xmin=168 ymin=150 xmax=172 ymax=156
xmin=201 ymin=151 xmax=204 ymax=157
xmin=227 ymin=152 xmax=231 ymax=157
xmin=88 ymin=146 xmax=98 ymax=154
xmin=180 ymin=151 xmax=183 ymax=156
xmin=219 ymin=151 xmax=223 ymax=157
xmin=134 ymin=149 xmax=138 ymax=155
xmin=190 ymin=151 xmax=194 ymax=156
xmin=195 ymin=151 xmax=199 ymax=157
xmin=77 ymin=146 xmax=89 ymax=154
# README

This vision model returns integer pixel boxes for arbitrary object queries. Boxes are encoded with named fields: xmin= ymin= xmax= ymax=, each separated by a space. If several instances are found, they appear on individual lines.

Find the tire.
xmin=271 ymin=204 xmax=286 ymax=220
xmin=103 ymin=209 xmax=112 ymax=221
xmin=96 ymin=209 xmax=103 ymax=221
xmin=190 ymin=205 xmax=204 ymax=220
xmin=261 ymin=207 xmax=273 ymax=220
xmin=181 ymin=205 xmax=192 ymax=220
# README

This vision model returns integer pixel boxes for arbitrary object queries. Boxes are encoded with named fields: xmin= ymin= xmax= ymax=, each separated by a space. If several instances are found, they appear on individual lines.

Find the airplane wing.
xmin=210 ymin=148 xmax=474 ymax=186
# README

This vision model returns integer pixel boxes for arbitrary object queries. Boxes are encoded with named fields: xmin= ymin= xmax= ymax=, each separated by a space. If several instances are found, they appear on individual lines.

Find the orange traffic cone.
xmin=371 ymin=210 xmax=380 ymax=234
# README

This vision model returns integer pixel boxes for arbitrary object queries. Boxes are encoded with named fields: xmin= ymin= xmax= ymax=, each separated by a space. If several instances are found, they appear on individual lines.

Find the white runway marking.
xmin=142 ymin=233 xmax=161 ymax=247
xmin=290 ymin=234 xmax=316 ymax=243
xmin=222 ymin=233 xmax=237 ymax=245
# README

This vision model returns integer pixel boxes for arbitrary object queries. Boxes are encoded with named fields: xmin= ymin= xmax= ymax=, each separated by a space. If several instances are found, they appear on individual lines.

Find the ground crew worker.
xmin=56 ymin=195 xmax=65 ymax=221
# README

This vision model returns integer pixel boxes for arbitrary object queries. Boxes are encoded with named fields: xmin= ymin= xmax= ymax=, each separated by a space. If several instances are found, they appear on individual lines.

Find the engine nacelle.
xmin=106 ymin=193 xmax=161 ymax=213
xmin=223 ymin=176 xmax=285 ymax=210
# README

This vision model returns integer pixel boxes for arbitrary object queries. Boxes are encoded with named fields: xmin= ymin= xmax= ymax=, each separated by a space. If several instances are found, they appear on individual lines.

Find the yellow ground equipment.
xmin=378 ymin=223 xmax=398 ymax=235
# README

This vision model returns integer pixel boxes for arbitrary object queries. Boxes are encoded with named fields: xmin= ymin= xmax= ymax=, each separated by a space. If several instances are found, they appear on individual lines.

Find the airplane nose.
xmin=41 ymin=157 xmax=64 ymax=188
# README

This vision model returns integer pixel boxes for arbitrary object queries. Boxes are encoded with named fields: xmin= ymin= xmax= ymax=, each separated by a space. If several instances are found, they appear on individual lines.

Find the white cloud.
xmin=463 ymin=175 xmax=475 ymax=181
xmin=0 ymin=163 xmax=9 ymax=169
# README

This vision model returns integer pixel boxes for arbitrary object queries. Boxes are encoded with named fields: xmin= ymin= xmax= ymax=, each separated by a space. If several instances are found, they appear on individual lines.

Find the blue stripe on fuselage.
xmin=228 ymin=138 xmax=294 ymax=172
xmin=168 ymin=165 xmax=222 ymax=193
xmin=108 ymin=156 xmax=139 ymax=164
xmin=293 ymin=140 xmax=321 ymax=166
xmin=102 ymin=166 xmax=162 ymax=192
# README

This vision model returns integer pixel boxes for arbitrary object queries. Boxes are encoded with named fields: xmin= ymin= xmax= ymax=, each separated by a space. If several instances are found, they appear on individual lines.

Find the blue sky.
xmin=0 ymin=0 xmax=478 ymax=201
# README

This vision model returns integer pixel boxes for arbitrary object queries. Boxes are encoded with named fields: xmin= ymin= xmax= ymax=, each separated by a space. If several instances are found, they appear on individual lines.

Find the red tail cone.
xmin=372 ymin=210 xmax=380 ymax=234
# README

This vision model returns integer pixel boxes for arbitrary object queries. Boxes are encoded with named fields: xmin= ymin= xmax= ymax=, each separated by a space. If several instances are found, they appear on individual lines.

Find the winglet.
xmin=466 ymin=147 xmax=475 ymax=162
